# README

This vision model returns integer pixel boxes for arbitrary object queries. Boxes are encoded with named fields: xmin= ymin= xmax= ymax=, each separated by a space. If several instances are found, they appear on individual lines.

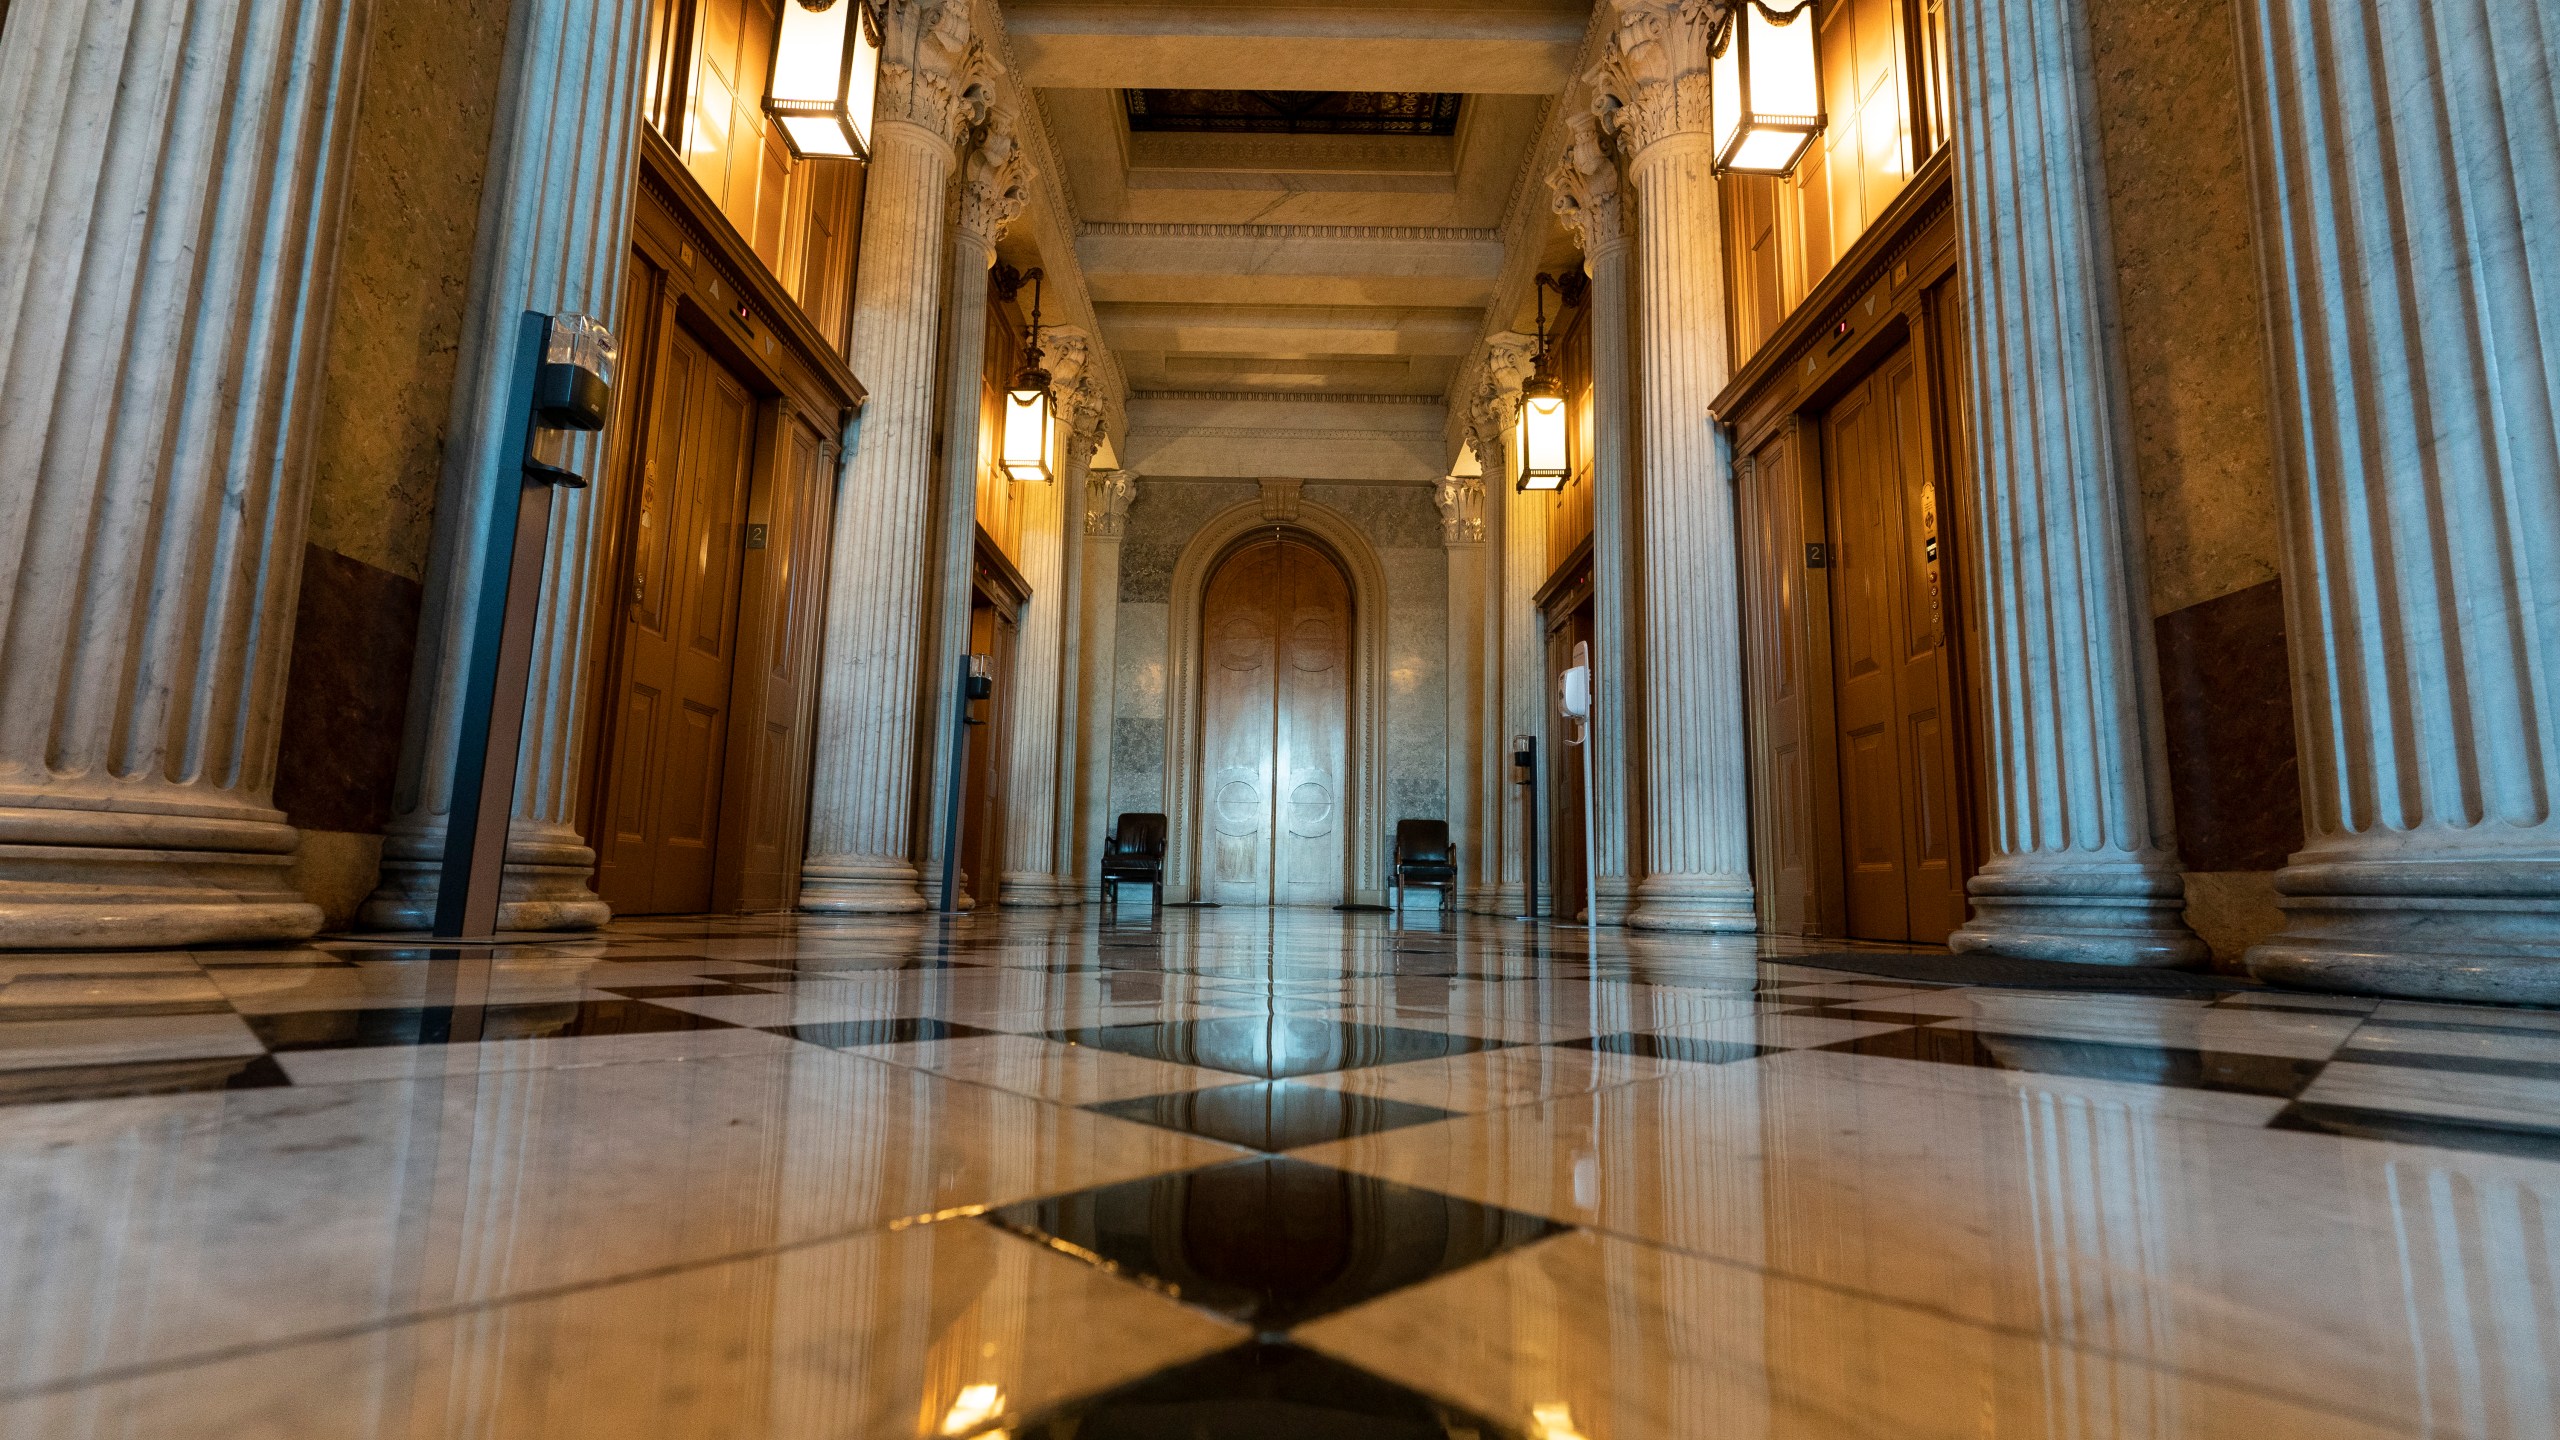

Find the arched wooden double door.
xmin=1199 ymin=535 xmax=1351 ymax=907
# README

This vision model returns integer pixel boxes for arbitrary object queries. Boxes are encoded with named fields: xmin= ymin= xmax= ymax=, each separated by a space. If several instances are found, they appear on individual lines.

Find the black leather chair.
xmin=1100 ymin=813 xmax=1169 ymax=908
xmin=1390 ymin=819 xmax=1459 ymax=912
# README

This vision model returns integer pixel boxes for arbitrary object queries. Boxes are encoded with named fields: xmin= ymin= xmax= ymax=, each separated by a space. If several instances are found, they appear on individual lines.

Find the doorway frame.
xmin=1162 ymin=498 xmax=1390 ymax=906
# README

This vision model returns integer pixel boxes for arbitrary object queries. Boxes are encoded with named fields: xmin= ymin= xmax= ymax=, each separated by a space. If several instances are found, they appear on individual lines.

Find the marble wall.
xmin=1104 ymin=477 xmax=1449 ymax=894
xmin=2085 ymin=0 xmax=2297 ymax=963
xmin=273 ymin=0 xmax=513 ymax=925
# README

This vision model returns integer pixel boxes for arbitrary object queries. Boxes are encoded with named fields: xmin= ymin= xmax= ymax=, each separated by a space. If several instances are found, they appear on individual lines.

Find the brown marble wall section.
xmin=2154 ymin=578 xmax=2301 ymax=874
xmin=2084 ymin=0 xmax=2283 ymax=619
xmin=302 ymin=0 xmax=511 ymax=581
xmin=274 ymin=546 xmax=424 ymax=835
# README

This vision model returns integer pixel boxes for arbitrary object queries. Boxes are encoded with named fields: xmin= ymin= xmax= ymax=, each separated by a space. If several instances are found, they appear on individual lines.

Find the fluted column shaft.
xmin=1622 ymin=133 xmax=1754 ymax=932
xmin=1944 ymin=0 xmax=2206 ymax=966
xmin=999 ymin=439 xmax=1081 ymax=906
xmin=0 ymin=0 xmax=368 ymax=945
xmin=1438 ymin=474 xmax=1487 ymax=916
xmin=1585 ymin=230 xmax=1640 ymax=924
xmin=913 ymin=217 xmax=1001 ymax=904
xmin=362 ymin=0 xmax=647 ymax=931
xmin=2237 ymin=0 xmax=2560 ymax=1001
xmin=801 ymin=119 xmax=959 ymax=914
xmin=1067 ymin=472 xmax=1134 ymax=892
xmin=1044 ymin=439 xmax=1096 ymax=902
xmin=1502 ymin=454 xmax=1549 ymax=915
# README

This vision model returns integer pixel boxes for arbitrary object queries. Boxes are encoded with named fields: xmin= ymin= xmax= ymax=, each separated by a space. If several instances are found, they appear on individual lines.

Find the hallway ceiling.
xmin=1003 ymin=0 xmax=1589 ymax=404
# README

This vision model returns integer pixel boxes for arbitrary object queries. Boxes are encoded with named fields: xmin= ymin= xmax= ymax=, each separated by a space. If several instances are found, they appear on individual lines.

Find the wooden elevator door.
xmin=1824 ymin=347 xmax=1970 ymax=943
xmin=1201 ymin=536 xmax=1350 ymax=907
xmin=595 ymin=327 xmax=757 ymax=916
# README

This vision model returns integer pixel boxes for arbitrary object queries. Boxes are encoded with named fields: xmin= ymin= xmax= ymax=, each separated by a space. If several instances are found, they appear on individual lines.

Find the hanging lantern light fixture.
xmin=1001 ymin=269 xmax=1058 ymax=484
xmin=765 ymin=0 xmax=883 ymax=162
xmin=1516 ymin=274 xmax=1571 ymax=493
xmin=1710 ymin=0 xmax=1824 ymax=177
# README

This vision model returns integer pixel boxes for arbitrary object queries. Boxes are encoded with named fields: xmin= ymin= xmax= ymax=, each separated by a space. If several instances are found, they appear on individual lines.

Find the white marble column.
xmin=800 ymin=0 xmax=979 ymax=914
xmin=1501 ymin=402 xmax=1552 ymax=918
xmin=999 ymin=338 xmax=1097 ymax=907
xmin=1551 ymin=107 xmax=1641 ymax=926
xmin=913 ymin=107 xmax=1026 ymax=905
xmin=0 ymin=0 xmax=369 ymax=946
xmin=1436 ymin=467 xmax=1488 ymax=916
xmin=1462 ymin=341 xmax=1532 ymax=914
xmin=1942 ymin=0 xmax=2207 ymax=967
xmin=1067 ymin=470 xmax=1136 ymax=893
xmin=1043 ymin=393 xmax=1106 ymax=904
xmin=1593 ymin=2 xmax=1756 ymax=932
xmin=2236 ymin=0 xmax=2560 ymax=1002
xmin=361 ymin=0 xmax=651 ymax=931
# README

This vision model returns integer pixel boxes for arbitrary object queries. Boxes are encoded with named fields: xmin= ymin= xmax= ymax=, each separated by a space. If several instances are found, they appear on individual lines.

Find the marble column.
xmin=1592 ymin=2 xmax=1756 ymax=932
xmin=999 ymin=338 xmax=1098 ymax=907
xmin=800 ymin=0 xmax=979 ymax=914
xmin=360 ymin=0 xmax=651 ymax=931
xmin=1436 ymin=467 xmax=1488 ymax=917
xmin=914 ymin=107 xmax=1027 ymax=906
xmin=1042 ymin=395 xmax=1105 ymax=904
xmin=1942 ymin=0 xmax=2207 ymax=966
xmin=1501 ymin=401 xmax=1551 ymax=918
xmin=1551 ymin=108 xmax=1641 ymax=925
xmin=1068 ymin=470 xmax=1136 ymax=892
xmin=1462 ymin=341 xmax=1532 ymax=915
xmin=0 ymin=0 xmax=368 ymax=946
xmin=2236 ymin=0 xmax=2560 ymax=1002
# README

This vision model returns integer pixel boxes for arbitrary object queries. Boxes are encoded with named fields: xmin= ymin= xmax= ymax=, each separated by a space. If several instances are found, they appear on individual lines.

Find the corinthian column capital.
xmin=1590 ymin=0 xmax=1729 ymax=160
xmin=1435 ymin=474 xmax=1487 ymax=547
xmin=1048 ymin=330 xmax=1108 ymax=467
xmin=1549 ymin=110 xmax=1630 ymax=261
xmin=955 ymin=105 xmax=1030 ymax=245
xmin=874 ymin=0 xmax=980 ymax=148
xmin=1085 ymin=471 xmax=1137 ymax=538
xmin=1465 ymin=332 xmax=1539 ymax=472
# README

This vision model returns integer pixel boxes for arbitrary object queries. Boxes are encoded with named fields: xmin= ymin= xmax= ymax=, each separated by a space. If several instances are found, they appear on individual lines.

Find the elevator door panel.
xmin=596 ymin=326 xmax=756 ymax=915
xmin=1824 ymin=346 xmax=1969 ymax=943
xmin=1199 ymin=538 xmax=1349 ymax=907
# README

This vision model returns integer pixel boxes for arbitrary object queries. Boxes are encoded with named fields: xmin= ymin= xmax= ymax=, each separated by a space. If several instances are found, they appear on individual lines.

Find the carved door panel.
xmin=1273 ymin=542 xmax=1350 ymax=907
xmin=1202 ymin=543 xmax=1281 ymax=905
xmin=595 ymin=326 xmax=756 ymax=915
xmin=960 ymin=595 xmax=1016 ymax=911
xmin=1825 ymin=345 xmax=1968 ymax=943
xmin=1199 ymin=537 xmax=1350 ymax=907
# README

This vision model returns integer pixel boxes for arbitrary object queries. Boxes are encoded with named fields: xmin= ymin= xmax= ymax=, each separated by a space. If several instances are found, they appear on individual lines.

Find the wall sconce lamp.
xmin=1711 ymin=0 xmax=1825 ymax=177
xmin=1516 ymin=274 xmax=1571 ymax=492
xmin=765 ymin=0 xmax=882 ymax=162
xmin=1001 ymin=268 xmax=1057 ymax=484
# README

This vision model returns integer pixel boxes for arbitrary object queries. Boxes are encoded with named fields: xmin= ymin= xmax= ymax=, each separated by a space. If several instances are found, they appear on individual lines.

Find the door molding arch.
xmin=1165 ymin=499 xmax=1389 ymax=905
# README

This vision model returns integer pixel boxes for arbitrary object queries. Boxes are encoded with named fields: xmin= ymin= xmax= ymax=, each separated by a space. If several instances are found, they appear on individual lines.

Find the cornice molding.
xmin=1129 ymin=389 xmax=1449 ymax=406
xmin=1130 ymin=425 xmax=1449 ymax=443
xmin=1080 ymin=221 xmax=1500 ymax=244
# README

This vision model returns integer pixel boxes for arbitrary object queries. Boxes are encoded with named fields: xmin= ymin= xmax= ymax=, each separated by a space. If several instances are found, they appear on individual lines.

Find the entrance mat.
xmin=1783 ymin=949 xmax=2259 ymax=998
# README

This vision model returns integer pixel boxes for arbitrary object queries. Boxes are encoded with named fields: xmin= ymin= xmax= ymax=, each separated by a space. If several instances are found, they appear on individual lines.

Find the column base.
xmin=360 ymin=820 xmax=610 ymax=932
xmin=999 ymin=873 xmax=1082 ymax=908
xmin=1626 ymin=872 xmax=1758 ymax=933
xmin=2246 ymin=856 xmax=2560 ymax=1004
xmin=0 ymin=805 xmax=321 ymax=948
xmin=800 ymin=854 xmax=930 ymax=914
xmin=1952 ymin=855 xmax=2207 ymax=968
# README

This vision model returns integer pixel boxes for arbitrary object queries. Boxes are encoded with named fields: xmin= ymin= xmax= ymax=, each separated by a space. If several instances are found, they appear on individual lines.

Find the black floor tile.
xmin=1090 ymin=1081 xmax=1458 ymax=1152
xmin=0 ymin=1054 xmax=291 ymax=1107
xmin=1047 ymin=1016 xmax=1512 ymax=1079
xmin=986 ymin=1155 xmax=1568 ymax=1332
xmin=769 ymin=1017 xmax=998 ymax=1048
xmin=245 ymin=999 xmax=732 ymax=1051
xmin=1558 ymin=1032 xmax=1773 ymax=1065
xmin=2270 ymin=1101 xmax=2560 ymax=1162
xmin=1819 ymin=1025 xmax=2324 ymax=1097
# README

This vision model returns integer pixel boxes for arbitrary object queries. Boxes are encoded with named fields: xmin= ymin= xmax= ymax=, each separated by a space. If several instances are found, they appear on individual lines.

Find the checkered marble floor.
xmin=3 ymin=908 xmax=2556 ymax=1437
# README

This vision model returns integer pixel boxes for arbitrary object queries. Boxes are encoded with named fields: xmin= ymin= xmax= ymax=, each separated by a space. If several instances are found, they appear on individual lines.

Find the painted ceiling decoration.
xmin=1121 ymin=89 xmax=1464 ymax=137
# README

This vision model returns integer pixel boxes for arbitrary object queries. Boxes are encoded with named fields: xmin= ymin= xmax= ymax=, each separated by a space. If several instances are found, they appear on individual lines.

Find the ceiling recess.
xmin=1122 ymin=90 xmax=1464 ymax=137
